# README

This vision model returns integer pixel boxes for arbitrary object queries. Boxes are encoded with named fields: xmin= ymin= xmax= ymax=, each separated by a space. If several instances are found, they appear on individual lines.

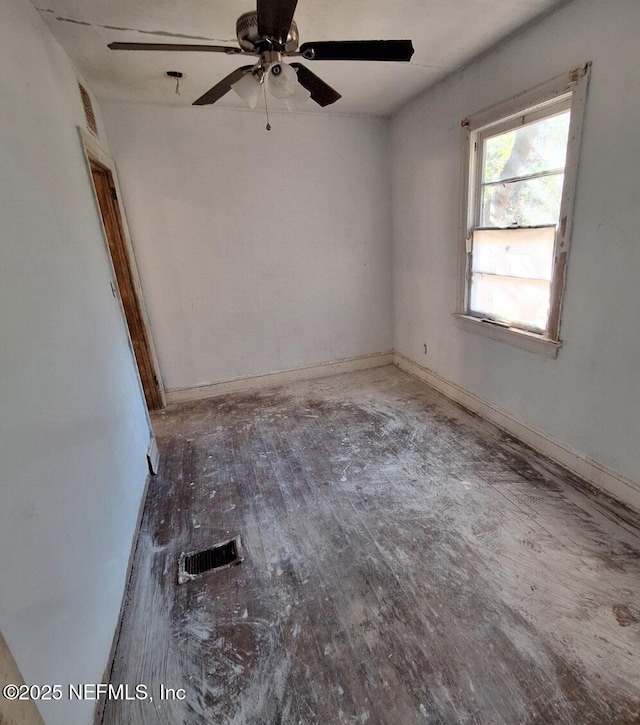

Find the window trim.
xmin=455 ymin=64 xmax=591 ymax=355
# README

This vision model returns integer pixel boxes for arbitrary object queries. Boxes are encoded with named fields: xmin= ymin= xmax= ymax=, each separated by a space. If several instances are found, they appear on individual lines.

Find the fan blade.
xmin=108 ymin=42 xmax=246 ymax=54
xmin=193 ymin=66 xmax=255 ymax=106
xmin=299 ymin=40 xmax=414 ymax=62
xmin=257 ymin=0 xmax=298 ymax=43
xmin=290 ymin=63 xmax=341 ymax=107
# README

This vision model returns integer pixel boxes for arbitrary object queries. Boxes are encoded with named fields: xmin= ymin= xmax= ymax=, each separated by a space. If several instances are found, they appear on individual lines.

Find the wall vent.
xmin=178 ymin=537 xmax=243 ymax=584
xmin=78 ymin=83 xmax=98 ymax=137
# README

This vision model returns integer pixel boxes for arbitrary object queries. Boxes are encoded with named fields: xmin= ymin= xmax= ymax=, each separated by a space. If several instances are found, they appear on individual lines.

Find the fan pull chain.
xmin=262 ymin=79 xmax=271 ymax=131
xmin=174 ymin=75 xmax=181 ymax=95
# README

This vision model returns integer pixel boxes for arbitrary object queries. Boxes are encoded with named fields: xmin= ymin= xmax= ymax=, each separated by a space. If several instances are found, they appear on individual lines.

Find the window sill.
xmin=453 ymin=314 xmax=561 ymax=358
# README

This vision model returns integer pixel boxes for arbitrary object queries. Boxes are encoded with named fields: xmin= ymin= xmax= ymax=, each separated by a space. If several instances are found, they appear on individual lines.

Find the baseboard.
xmin=146 ymin=436 xmax=160 ymax=476
xmin=393 ymin=351 xmax=640 ymax=515
xmin=165 ymin=352 xmax=394 ymax=404
xmin=93 ymin=471 xmax=152 ymax=725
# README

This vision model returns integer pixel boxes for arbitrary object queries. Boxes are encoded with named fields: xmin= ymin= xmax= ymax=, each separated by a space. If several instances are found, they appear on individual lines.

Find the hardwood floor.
xmin=103 ymin=366 xmax=640 ymax=724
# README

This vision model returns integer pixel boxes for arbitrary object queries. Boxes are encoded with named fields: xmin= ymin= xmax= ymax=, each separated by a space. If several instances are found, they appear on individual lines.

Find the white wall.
xmin=391 ymin=0 xmax=640 ymax=487
xmin=101 ymin=104 xmax=393 ymax=393
xmin=0 ymin=1 xmax=151 ymax=723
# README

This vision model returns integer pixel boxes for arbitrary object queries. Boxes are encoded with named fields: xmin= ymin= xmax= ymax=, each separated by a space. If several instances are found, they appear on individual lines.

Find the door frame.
xmin=79 ymin=127 xmax=166 ymax=410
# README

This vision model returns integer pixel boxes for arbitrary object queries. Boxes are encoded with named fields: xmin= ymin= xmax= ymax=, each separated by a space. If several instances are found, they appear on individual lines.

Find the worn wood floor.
xmin=103 ymin=366 xmax=640 ymax=724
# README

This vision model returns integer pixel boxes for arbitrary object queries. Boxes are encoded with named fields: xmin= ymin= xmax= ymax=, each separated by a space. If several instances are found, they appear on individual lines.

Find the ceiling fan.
xmin=108 ymin=0 xmax=414 ymax=110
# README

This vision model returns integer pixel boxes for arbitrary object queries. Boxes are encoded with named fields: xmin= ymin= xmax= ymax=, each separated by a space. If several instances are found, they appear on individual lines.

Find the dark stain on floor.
xmin=614 ymin=604 xmax=640 ymax=627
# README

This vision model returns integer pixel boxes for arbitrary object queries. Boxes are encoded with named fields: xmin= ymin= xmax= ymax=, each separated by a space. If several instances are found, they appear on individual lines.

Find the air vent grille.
xmin=78 ymin=83 xmax=98 ymax=136
xmin=178 ymin=537 xmax=243 ymax=583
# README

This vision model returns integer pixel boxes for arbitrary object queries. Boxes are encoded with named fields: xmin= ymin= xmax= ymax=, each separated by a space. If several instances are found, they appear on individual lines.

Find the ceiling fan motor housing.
xmin=236 ymin=11 xmax=299 ymax=52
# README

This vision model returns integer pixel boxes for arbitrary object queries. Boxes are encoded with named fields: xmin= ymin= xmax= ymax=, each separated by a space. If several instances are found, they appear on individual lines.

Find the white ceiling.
xmin=33 ymin=0 xmax=565 ymax=116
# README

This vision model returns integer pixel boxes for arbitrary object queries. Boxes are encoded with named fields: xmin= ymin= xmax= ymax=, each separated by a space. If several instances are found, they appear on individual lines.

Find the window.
xmin=456 ymin=65 xmax=590 ymax=356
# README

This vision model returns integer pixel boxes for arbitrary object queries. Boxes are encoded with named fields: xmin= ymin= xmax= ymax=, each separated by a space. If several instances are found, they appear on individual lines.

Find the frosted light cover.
xmin=266 ymin=62 xmax=298 ymax=99
xmin=231 ymin=73 xmax=261 ymax=109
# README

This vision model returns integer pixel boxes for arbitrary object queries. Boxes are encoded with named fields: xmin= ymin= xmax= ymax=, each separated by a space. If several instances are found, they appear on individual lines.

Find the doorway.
xmin=88 ymin=158 xmax=164 ymax=410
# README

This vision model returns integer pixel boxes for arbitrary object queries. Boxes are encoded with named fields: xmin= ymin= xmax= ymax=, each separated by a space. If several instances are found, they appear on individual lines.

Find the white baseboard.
xmin=394 ymin=351 xmax=640 ymax=515
xmin=165 ymin=352 xmax=394 ymax=404
xmin=146 ymin=436 xmax=160 ymax=475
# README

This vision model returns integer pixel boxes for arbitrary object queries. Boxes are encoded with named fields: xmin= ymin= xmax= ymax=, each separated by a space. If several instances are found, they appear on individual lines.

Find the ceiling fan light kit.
xmin=108 ymin=0 xmax=414 ymax=124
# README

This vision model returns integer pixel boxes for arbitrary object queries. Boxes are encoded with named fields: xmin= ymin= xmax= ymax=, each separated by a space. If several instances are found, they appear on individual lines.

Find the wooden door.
xmin=90 ymin=164 xmax=164 ymax=410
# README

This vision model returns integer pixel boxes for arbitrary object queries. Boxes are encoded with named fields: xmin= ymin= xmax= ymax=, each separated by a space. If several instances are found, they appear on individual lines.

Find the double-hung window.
xmin=456 ymin=65 xmax=590 ymax=356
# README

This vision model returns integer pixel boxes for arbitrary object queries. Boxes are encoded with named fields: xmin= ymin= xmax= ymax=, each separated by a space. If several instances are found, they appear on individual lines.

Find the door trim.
xmin=79 ymin=127 xmax=166 ymax=409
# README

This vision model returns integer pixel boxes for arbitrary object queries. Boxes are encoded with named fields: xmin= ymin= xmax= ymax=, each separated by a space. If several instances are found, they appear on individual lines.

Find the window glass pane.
xmin=481 ymin=174 xmax=564 ymax=227
xmin=472 ymin=227 xmax=555 ymax=281
xmin=483 ymin=110 xmax=570 ymax=183
xmin=470 ymin=274 xmax=550 ymax=332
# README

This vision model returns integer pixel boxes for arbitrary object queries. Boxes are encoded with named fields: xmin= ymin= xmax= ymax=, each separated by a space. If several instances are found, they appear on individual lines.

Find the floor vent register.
xmin=178 ymin=536 xmax=243 ymax=584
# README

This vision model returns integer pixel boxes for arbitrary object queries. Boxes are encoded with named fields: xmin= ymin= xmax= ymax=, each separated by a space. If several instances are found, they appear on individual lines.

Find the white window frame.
xmin=454 ymin=64 xmax=591 ymax=357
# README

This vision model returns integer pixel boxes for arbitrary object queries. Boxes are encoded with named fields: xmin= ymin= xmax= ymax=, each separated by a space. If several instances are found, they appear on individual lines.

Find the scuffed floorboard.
xmin=103 ymin=366 xmax=640 ymax=724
